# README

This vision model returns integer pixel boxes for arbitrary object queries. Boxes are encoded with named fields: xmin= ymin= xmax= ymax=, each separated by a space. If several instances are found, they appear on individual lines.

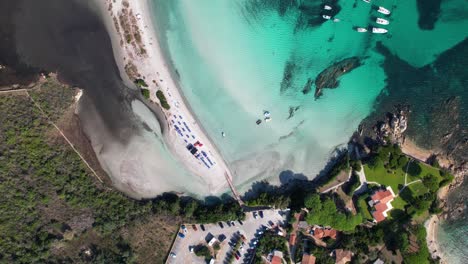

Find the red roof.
xmin=371 ymin=189 xmax=393 ymax=202
xmin=271 ymin=256 xmax=282 ymax=264
xmin=372 ymin=210 xmax=386 ymax=223
xmin=313 ymin=228 xmax=337 ymax=239
xmin=371 ymin=188 xmax=395 ymax=223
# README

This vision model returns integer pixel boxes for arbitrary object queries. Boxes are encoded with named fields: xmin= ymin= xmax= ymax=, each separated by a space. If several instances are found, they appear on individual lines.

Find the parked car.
xmin=200 ymin=224 xmax=206 ymax=231
xmin=234 ymin=254 xmax=240 ymax=260
xmin=238 ymin=220 xmax=244 ymax=225
xmin=253 ymin=212 xmax=258 ymax=219
xmin=259 ymin=211 xmax=264 ymax=218
xmin=181 ymin=225 xmax=188 ymax=233
xmin=231 ymin=221 xmax=236 ymax=226
xmin=227 ymin=221 xmax=232 ymax=227
xmin=192 ymin=224 xmax=198 ymax=231
xmin=178 ymin=232 xmax=185 ymax=238
xmin=218 ymin=222 xmax=224 ymax=228
xmin=218 ymin=234 xmax=227 ymax=242
xmin=169 ymin=252 xmax=177 ymax=258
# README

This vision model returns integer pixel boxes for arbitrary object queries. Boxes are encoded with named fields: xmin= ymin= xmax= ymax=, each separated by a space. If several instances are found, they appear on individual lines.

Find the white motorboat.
xmin=222 ymin=132 xmax=226 ymax=137
xmin=322 ymin=15 xmax=332 ymax=20
xmin=378 ymin=6 xmax=391 ymax=15
xmin=362 ymin=0 xmax=371 ymax=3
xmin=356 ymin=27 xmax=368 ymax=32
xmin=324 ymin=5 xmax=332 ymax=10
xmin=333 ymin=18 xmax=340 ymax=22
xmin=372 ymin=27 xmax=388 ymax=34
xmin=376 ymin=18 xmax=389 ymax=25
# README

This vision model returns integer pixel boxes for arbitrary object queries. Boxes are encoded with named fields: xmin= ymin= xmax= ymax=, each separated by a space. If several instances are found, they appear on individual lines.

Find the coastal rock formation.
xmin=373 ymin=107 xmax=409 ymax=145
xmin=314 ymin=57 xmax=361 ymax=99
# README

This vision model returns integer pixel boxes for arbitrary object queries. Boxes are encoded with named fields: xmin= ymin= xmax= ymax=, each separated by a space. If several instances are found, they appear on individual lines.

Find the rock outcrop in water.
xmin=314 ymin=57 xmax=361 ymax=99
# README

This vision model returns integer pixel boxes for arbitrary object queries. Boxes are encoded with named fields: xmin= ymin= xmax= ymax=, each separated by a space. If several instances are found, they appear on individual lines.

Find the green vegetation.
xmin=244 ymin=192 xmax=291 ymax=208
xmin=316 ymin=152 xmax=350 ymax=186
xmin=194 ymin=245 xmax=211 ymax=261
xmin=254 ymin=232 xmax=289 ymax=263
xmin=364 ymin=164 xmax=408 ymax=192
xmin=156 ymin=90 xmax=170 ymax=110
xmin=304 ymin=193 xmax=363 ymax=231
xmin=134 ymin=78 xmax=148 ymax=88
xmin=391 ymin=196 xmax=408 ymax=211
xmin=403 ymin=225 xmax=431 ymax=263
xmin=343 ymin=173 xmax=360 ymax=195
xmin=356 ymin=195 xmax=373 ymax=221
xmin=141 ymin=88 xmax=150 ymax=99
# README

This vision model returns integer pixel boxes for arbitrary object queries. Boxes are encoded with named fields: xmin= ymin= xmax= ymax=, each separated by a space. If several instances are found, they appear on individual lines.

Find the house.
xmin=311 ymin=226 xmax=338 ymax=240
xmin=333 ymin=249 xmax=352 ymax=264
xmin=369 ymin=186 xmax=395 ymax=223
xmin=301 ymin=253 xmax=316 ymax=264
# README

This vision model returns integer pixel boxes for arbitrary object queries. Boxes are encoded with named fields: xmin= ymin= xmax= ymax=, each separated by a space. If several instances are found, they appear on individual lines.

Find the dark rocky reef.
xmin=302 ymin=78 xmax=313 ymax=94
xmin=314 ymin=56 xmax=362 ymax=99
xmin=359 ymin=39 xmax=467 ymax=178
xmin=280 ymin=61 xmax=297 ymax=93
xmin=416 ymin=0 xmax=442 ymax=30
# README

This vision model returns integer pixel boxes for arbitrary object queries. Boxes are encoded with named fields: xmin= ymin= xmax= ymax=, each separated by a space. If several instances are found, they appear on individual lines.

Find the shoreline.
xmin=95 ymin=0 xmax=238 ymax=197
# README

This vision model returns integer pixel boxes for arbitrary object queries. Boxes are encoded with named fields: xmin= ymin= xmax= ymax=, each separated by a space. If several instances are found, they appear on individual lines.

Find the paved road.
xmin=166 ymin=209 xmax=287 ymax=264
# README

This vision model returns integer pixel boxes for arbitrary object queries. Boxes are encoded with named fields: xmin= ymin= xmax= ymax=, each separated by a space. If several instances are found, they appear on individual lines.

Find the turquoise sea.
xmin=149 ymin=0 xmax=467 ymax=261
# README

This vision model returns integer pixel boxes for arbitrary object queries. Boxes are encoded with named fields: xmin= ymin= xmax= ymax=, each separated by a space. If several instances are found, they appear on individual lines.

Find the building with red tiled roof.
xmin=369 ymin=186 xmax=395 ymax=223
xmin=312 ymin=227 xmax=338 ymax=240
xmin=333 ymin=249 xmax=352 ymax=264
xmin=302 ymin=253 xmax=316 ymax=264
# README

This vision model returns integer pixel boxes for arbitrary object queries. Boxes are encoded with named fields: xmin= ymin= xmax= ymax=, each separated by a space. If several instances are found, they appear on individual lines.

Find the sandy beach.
xmin=94 ymin=0 xmax=240 ymax=199
xmin=426 ymin=215 xmax=446 ymax=263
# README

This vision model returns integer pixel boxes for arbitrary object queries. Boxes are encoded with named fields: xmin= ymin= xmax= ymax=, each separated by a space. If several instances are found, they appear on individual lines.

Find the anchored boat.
xmin=372 ymin=27 xmax=388 ymax=34
xmin=356 ymin=27 xmax=368 ymax=32
xmin=376 ymin=18 xmax=389 ymax=25
xmin=322 ymin=14 xmax=332 ymax=20
xmin=324 ymin=5 xmax=332 ymax=10
xmin=362 ymin=0 xmax=371 ymax=3
xmin=378 ymin=6 xmax=391 ymax=15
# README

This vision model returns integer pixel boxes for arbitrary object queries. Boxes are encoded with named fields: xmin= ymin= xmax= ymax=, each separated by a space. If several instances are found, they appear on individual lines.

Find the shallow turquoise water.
xmin=149 ymin=0 xmax=467 ymax=259
xmin=150 ymin=0 xmax=467 ymax=187
xmin=151 ymin=0 xmax=388 ymax=187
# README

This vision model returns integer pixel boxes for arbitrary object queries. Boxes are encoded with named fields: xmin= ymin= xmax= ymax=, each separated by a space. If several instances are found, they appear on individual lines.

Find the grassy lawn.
xmin=363 ymin=160 xmax=441 ymax=193
xmin=364 ymin=164 xmax=406 ymax=192
xmin=408 ymin=182 xmax=428 ymax=196
xmin=419 ymin=163 xmax=442 ymax=181
xmin=357 ymin=196 xmax=373 ymax=221
xmin=391 ymin=196 xmax=407 ymax=211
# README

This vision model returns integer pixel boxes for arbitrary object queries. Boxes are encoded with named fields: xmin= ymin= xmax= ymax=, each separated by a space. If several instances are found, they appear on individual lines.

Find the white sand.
xmin=426 ymin=215 xmax=447 ymax=263
xmin=94 ymin=0 xmax=237 ymax=198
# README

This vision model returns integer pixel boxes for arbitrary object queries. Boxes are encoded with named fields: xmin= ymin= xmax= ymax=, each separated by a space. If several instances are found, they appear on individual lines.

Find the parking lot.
xmin=166 ymin=209 xmax=287 ymax=264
